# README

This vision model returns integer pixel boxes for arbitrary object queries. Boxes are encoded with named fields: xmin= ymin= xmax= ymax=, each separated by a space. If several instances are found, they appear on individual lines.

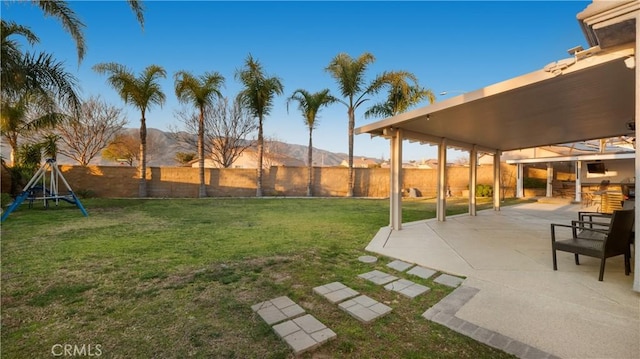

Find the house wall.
xmin=53 ymin=164 xmax=516 ymax=198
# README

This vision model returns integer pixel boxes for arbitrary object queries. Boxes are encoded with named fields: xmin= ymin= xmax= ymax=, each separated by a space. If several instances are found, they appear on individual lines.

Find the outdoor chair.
xmin=550 ymin=209 xmax=634 ymax=281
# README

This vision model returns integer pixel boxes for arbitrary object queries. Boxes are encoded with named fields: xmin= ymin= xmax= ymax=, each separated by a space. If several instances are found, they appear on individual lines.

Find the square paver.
xmin=358 ymin=270 xmax=398 ymax=285
xmin=384 ymin=279 xmax=430 ymax=299
xmin=386 ymin=259 xmax=414 ymax=272
xmin=406 ymin=266 xmax=437 ymax=280
xmin=252 ymin=296 xmax=305 ymax=325
xmin=313 ymin=282 xmax=360 ymax=304
xmin=434 ymin=273 xmax=465 ymax=288
xmin=338 ymin=295 xmax=392 ymax=323
xmin=272 ymin=314 xmax=336 ymax=355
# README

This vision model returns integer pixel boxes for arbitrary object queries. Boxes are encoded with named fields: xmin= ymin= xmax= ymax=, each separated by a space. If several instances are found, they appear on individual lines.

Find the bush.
xmin=476 ymin=184 xmax=493 ymax=197
xmin=74 ymin=189 xmax=96 ymax=199
xmin=1 ymin=193 xmax=13 ymax=208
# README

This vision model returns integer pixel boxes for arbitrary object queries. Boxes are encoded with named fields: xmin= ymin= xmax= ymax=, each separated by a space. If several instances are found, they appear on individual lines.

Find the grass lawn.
xmin=1 ymin=197 xmax=524 ymax=358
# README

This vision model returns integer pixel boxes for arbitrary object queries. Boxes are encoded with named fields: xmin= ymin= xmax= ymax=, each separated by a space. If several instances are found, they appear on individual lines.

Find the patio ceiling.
xmin=355 ymin=44 xmax=636 ymax=154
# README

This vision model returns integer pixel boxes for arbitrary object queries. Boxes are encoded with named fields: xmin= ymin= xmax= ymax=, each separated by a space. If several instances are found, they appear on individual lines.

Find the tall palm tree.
xmin=12 ymin=0 xmax=145 ymax=63
xmin=235 ymin=54 xmax=283 ymax=197
xmin=174 ymin=70 xmax=225 ymax=198
xmin=326 ymin=52 xmax=384 ymax=197
xmin=365 ymin=71 xmax=436 ymax=118
xmin=1 ymin=20 xmax=80 ymax=165
xmin=93 ymin=63 xmax=166 ymax=197
xmin=286 ymin=89 xmax=337 ymax=197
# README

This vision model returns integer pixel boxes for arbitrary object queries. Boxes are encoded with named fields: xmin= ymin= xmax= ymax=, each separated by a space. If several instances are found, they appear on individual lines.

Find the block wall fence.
xmin=4 ymin=164 xmax=518 ymax=198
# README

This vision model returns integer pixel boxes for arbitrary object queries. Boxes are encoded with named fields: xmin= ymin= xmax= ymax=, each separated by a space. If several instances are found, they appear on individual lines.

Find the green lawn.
xmin=1 ymin=197 xmax=523 ymax=358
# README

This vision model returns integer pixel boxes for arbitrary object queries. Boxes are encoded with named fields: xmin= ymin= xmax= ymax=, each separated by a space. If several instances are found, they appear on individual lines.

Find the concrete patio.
xmin=365 ymin=201 xmax=639 ymax=359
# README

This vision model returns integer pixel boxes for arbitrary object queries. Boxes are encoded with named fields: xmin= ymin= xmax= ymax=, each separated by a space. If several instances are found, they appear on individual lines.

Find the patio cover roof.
xmin=355 ymin=44 xmax=635 ymax=154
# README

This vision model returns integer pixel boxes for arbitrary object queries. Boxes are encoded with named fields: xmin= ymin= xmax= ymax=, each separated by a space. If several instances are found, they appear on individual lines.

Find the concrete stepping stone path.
xmin=272 ymin=314 xmax=337 ymax=355
xmin=313 ymin=282 xmax=360 ymax=304
xmin=406 ymin=266 xmax=437 ymax=280
xmin=386 ymin=259 xmax=414 ymax=272
xmin=338 ymin=295 xmax=392 ymax=323
xmin=384 ymin=278 xmax=430 ymax=299
xmin=252 ymin=296 xmax=336 ymax=355
xmin=358 ymin=270 xmax=398 ymax=285
xmin=251 ymin=296 xmax=305 ymax=325
xmin=434 ymin=273 xmax=465 ymax=288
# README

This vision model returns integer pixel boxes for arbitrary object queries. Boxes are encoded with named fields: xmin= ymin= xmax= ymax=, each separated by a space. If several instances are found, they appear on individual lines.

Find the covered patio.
xmin=365 ymin=201 xmax=639 ymax=358
xmin=355 ymin=0 xmax=640 ymax=292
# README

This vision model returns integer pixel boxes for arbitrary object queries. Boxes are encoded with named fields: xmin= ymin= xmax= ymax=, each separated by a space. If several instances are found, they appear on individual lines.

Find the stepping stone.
xmin=386 ymin=259 xmax=414 ymax=272
xmin=407 ymin=266 xmax=437 ymax=280
xmin=358 ymin=255 xmax=378 ymax=263
xmin=313 ymin=282 xmax=360 ymax=304
xmin=251 ymin=296 xmax=305 ymax=325
xmin=272 ymin=314 xmax=336 ymax=355
xmin=384 ymin=279 xmax=431 ymax=299
xmin=358 ymin=270 xmax=398 ymax=285
xmin=338 ymin=295 xmax=392 ymax=323
xmin=434 ymin=273 xmax=465 ymax=288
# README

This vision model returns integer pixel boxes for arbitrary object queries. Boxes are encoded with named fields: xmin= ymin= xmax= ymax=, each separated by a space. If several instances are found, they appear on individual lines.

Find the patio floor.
xmin=365 ymin=201 xmax=639 ymax=359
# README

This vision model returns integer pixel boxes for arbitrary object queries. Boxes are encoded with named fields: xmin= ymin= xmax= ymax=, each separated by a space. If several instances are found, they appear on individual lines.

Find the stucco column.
xmin=388 ymin=128 xmax=403 ymax=230
xmin=546 ymin=162 xmax=554 ymax=197
xmin=493 ymin=152 xmax=501 ymax=211
xmin=437 ymin=138 xmax=447 ymax=222
xmin=575 ymin=161 xmax=582 ymax=203
xmin=516 ymin=163 xmax=524 ymax=198
xmin=469 ymin=146 xmax=478 ymax=216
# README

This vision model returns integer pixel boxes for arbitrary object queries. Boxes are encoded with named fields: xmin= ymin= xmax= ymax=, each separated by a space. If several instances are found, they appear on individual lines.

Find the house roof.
xmin=355 ymin=43 xmax=635 ymax=155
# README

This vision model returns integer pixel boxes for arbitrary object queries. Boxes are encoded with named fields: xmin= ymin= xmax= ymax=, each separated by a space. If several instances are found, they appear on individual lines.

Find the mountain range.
xmin=1 ymin=128 xmax=370 ymax=167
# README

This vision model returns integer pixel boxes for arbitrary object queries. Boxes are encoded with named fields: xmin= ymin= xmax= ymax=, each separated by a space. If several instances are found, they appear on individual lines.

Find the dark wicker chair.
xmin=550 ymin=209 xmax=634 ymax=281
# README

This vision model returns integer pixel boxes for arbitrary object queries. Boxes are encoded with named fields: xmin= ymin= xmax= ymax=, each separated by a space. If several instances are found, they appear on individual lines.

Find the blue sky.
xmin=3 ymin=0 xmax=590 ymax=161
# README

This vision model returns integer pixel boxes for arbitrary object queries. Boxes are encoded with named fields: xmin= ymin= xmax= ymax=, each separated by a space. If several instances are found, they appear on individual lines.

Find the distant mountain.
xmin=1 ymin=128 xmax=376 ymax=167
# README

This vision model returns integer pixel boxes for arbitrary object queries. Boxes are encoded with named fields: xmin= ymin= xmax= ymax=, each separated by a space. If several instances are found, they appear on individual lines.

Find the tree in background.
xmin=173 ymin=97 xmax=256 ymax=168
xmin=287 ymin=89 xmax=337 ymax=196
xmin=102 ymin=133 xmax=138 ymax=166
xmin=236 ymin=54 xmax=283 ymax=197
xmin=325 ymin=52 xmax=385 ymax=197
xmin=365 ymin=71 xmax=435 ymax=118
xmin=174 ymin=70 xmax=225 ymax=197
xmin=53 ymin=96 xmax=127 ymax=166
xmin=175 ymin=152 xmax=196 ymax=166
xmin=94 ymin=63 xmax=166 ymax=197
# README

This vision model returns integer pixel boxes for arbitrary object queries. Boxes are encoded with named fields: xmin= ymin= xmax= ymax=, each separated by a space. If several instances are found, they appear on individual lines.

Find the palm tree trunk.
xmin=256 ymin=116 xmax=264 ymax=197
xmin=198 ymin=109 xmax=206 ymax=198
xmin=307 ymin=128 xmax=313 ymax=197
xmin=139 ymin=115 xmax=147 ymax=197
xmin=347 ymin=107 xmax=355 ymax=197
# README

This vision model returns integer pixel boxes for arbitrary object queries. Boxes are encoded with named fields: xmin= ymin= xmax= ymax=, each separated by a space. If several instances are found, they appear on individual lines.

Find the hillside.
xmin=1 ymin=128 xmax=371 ymax=167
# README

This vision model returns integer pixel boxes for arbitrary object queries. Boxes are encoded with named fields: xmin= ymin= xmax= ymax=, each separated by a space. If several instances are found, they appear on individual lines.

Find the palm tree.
xmin=1 ymin=21 xmax=80 ymax=165
xmin=93 ymin=63 xmax=166 ymax=197
xmin=174 ymin=70 xmax=225 ymax=198
xmin=13 ymin=0 xmax=145 ymax=63
xmin=235 ymin=54 xmax=283 ymax=197
xmin=326 ymin=52 xmax=384 ymax=197
xmin=286 ymin=89 xmax=337 ymax=197
xmin=365 ymin=71 xmax=436 ymax=118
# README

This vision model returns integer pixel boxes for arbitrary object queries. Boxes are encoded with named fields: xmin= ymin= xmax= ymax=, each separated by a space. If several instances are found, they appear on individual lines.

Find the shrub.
xmin=1 ymin=193 xmax=13 ymax=208
xmin=476 ymin=184 xmax=493 ymax=197
xmin=74 ymin=189 xmax=97 ymax=199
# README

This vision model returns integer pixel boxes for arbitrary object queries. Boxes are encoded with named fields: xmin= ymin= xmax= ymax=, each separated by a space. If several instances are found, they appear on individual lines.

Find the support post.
xmin=437 ymin=138 xmax=447 ymax=221
xmin=633 ymin=12 xmax=639 ymax=293
xmin=469 ymin=145 xmax=477 ymax=216
xmin=575 ymin=161 xmax=582 ymax=203
xmin=388 ymin=128 xmax=403 ymax=230
xmin=516 ymin=163 xmax=524 ymax=198
xmin=546 ymin=162 xmax=554 ymax=197
xmin=493 ymin=151 xmax=501 ymax=211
